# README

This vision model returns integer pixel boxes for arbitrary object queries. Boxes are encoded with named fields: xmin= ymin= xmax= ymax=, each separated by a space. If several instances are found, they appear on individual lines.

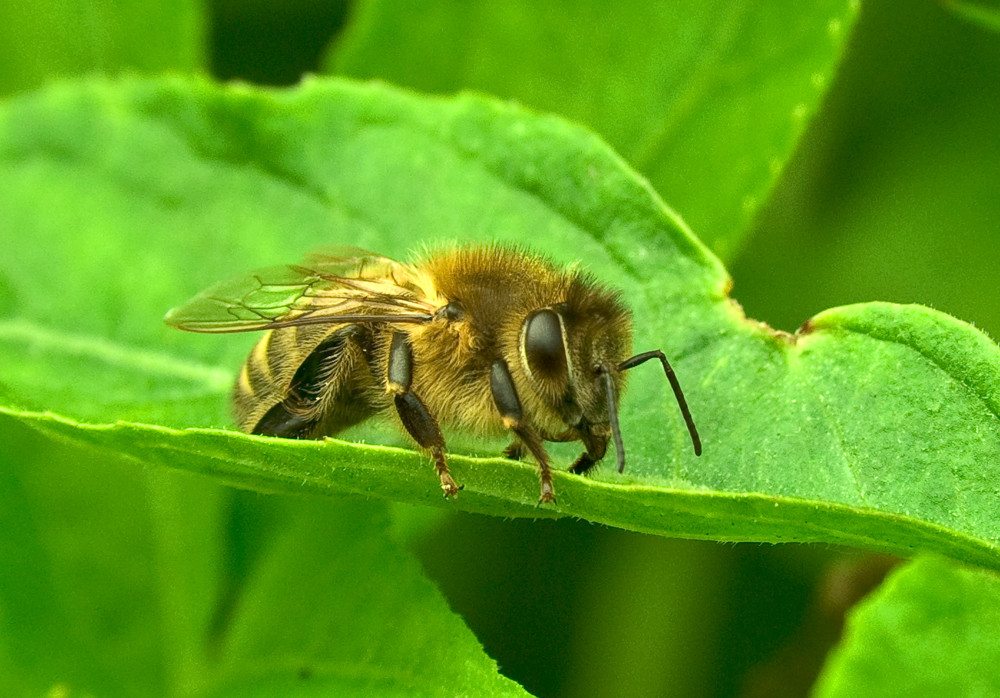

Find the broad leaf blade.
xmin=198 ymin=495 xmax=528 ymax=697
xmin=0 ymin=77 xmax=998 ymax=569
xmin=328 ymin=0 xmax=860 ymax=258
xmin=944 ymin=0 xmax=1000 ymax=33
xmin=0 ymin=416 xmax=529 ymax=696
xmin=0 ymin=417 xmax=226 ymax=697
xmin=814 ymin=556 xmax=1000 ymax=697
xmin=0 ymin=1 xmax=205 ymax=96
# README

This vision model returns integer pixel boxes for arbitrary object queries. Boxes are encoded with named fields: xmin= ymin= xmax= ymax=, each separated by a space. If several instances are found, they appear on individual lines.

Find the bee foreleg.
xmin=513 ymin=426 xmax=556 ymax=505
xmin=388 ymin=332 xmax=461 ymax=498
xmin=490 ymin=358 xmax=555 ymax=503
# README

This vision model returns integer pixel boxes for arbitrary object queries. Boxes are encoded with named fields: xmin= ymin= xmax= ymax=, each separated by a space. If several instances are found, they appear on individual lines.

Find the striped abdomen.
xmin=232 ymin=323 xmax=379 ymax=438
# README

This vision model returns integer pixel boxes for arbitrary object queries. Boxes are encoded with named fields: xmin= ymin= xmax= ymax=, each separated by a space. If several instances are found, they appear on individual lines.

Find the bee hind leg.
xmin=388 ymin=332 xmax=461 ymax=498
xmin=252 ymin=325 xmax=374 ymax=439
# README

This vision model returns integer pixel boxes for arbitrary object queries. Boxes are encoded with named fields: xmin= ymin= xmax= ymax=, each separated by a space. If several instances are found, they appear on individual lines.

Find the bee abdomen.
xmin=233 ymin=329 xmax=302 ymax=431
xmin=238 ymin=324 xmax=378 ymax=438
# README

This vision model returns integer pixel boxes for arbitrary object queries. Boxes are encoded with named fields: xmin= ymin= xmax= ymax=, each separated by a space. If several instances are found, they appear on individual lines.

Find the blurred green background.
xmin=3 ymin=0 xmax=999 ymax=696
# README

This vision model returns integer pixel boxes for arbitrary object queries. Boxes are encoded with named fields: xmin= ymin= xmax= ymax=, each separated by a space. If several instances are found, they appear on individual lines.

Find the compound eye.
xmin=524 ymin=309 xmax=567 ymax=379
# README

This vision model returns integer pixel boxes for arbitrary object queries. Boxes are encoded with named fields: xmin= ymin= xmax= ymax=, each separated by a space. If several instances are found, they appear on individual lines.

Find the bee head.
xmin=518 ymin=280 xmax=634 ymax=467
xmin=517 ymin=275 xmax=700 ymax=472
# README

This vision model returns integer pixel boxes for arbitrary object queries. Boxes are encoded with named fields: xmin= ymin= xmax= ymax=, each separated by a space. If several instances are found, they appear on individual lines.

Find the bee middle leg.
xmin=503 ymin=441 xmax=526 ymax=460
xmin=505 ymin=426 xmax=575 ymax=461
xmin=490 ymin=358 xmax=555 ymax=503
xmin=388 ymin=332 xmax=461 ymax=498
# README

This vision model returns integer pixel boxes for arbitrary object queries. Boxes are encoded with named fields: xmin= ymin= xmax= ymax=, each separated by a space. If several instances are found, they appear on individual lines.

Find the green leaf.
xmin=0 ymin=417 xmax=226 ymax=696
xmin=1 ymin=76 xmax=998 ymax=570
xmin=942 ymin=0 xmax=1000 ymax=32
xmin=327 ymin=0 xmax=860 ymax=259
xmin=814 ymin=556 xmax=1000 ymax=697
xmin=0 ymin=417 xmax=529 ymax=696
xmin=200 ymin=496 xmax=528 ymax=698
xmin=0 ymin=1 xmax=205 ymax=97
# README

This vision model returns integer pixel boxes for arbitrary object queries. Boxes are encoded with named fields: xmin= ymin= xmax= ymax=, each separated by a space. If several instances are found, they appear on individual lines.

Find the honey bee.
xmin=165 ymin=244 xmax=701 ymax=502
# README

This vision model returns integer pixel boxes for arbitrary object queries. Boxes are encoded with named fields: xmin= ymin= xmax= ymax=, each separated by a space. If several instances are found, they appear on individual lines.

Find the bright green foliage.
xmin=328 ymin=0 xmax=860 ymax=259
xmin=0 ymin=418 xmax=528 ymax=697
xmin=814 ymin=556 xmax=1000 ymax=697
xmin=0 ymin=77 xmax=997 ymax=575
xmin=945 ymin=0 xmax=1000 ymax=32
xmin=199 ymin=498 xmax=527 ymax=697
xmin=0 ymin=1 xmax=205 ymax=96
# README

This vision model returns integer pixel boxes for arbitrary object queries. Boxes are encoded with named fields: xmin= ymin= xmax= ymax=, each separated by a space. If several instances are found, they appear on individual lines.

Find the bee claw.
xmin=537 ymin=482 xmax=556 ymax=506
xmin=503 ymin=441 xmax=527 ymax=461
xmin=440 ymin=475 xmax=462 ymax=498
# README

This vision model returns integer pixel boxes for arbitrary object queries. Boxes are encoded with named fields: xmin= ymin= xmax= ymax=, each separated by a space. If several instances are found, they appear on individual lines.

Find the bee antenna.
xmin=600 ymin=365 xmax=627 ymax=473
xmin=618 ymin=351 xmax=702 ymax=456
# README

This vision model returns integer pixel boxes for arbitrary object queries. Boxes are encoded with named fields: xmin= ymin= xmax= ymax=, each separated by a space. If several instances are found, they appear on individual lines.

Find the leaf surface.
xmin=814 ymin=556 xmax=1000 ymax=697
xmin=0 ymin=0 xmax=204 ymax=96
xmin=0 ymin=417 xmax=529 ymax=697
xmin=0 ymin=76 xmax=998 ymax=569
xmin=328 ymin=0 xmax=860 ymax=258
xmin=944 ymin=0 xmax=1000 ymax=32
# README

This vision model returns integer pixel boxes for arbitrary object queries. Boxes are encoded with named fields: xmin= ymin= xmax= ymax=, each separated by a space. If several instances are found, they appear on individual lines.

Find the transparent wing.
xmin=164 ymin=249 xmax=437 ymax=333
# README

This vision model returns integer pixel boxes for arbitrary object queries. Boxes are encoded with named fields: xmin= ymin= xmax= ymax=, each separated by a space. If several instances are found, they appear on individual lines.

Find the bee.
xmin=165 ymin=244 xmax=701 ymax=503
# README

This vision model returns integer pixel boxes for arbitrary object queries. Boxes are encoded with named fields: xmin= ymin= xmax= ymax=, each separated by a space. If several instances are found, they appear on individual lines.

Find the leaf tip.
xmin=162 ymin=305 xmax=183 ymax=328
